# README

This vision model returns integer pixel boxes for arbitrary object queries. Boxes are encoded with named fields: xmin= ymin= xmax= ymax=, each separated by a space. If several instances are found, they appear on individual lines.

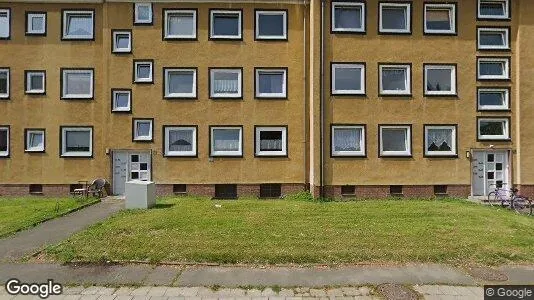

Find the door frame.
xmin=110 ymin=149 xmax=153 ymax=195
xmin=470 ymin=148 xmax=512 ymax=197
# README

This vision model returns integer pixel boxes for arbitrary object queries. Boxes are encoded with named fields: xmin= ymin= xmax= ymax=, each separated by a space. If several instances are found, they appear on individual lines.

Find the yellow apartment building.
xmin=0 ymin=0 xmax=531 ymax=199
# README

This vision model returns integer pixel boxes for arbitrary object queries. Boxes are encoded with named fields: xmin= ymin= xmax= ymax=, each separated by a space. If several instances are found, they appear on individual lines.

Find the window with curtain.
xmin=334 ymin=128 xmax=361 ymax=152
xmin=213 ymin=129 xmax=241 ymax=152
xmin=425 ymin=67 xmax=453 ymax=93
xmin=380 ymin=5 xmax=409 ymax=32
xmin=0 ymin=128 xmax=7 ymax=153
xmin=259 ymin=131 xmax=283 ymax=151
xmin=167 ymin=70 xmax=195 ymax=96
xmin=0 ymin=69 xmax=8 ymax=96
xmin=63 ymin=70 xmax=92 ymax=98
xmin=212 ymin=12 xmax=240 ymax=37
xmin=255 ymin=127 xmax=287 ymax=156
xmin=166 ymin=11 xmax=195 ymax=38
xmin=63 ymin=11 xmax=93 ymax=39
xmin=169 ymin=129 xmax=193 ymax=152
xmin=257 ymin=71 xmax=284 ymax=96
xmin=426 ymin=7 xmax=451 ymax=31
xmin=65 ymin=130 xmax=90 ymax=152
xmin=425 ymin=127 xmax=455 ymax=155
xmin=333 ymin=4 xmax=363 ymax=31
xmin=211 ymin=70 xmax=241 ymax=97
xmin=0 ymin=9 xmax=10 ymax=38
xmin=381 ymin=67 xmax=408 ymax=92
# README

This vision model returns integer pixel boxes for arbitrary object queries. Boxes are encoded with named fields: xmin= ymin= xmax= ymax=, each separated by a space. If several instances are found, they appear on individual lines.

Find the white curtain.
xmin=214 ymin=130 xmax=239 ymax=151
xmin=169 ymin=130 xmax=193 ymax=152
xmin=66 ymin=14 xmax=92 ymax=36
xmin=259 ymin=131 xmax=282 ymax=151
xmin=213 ymin=73 xmax=238 ymax=94
xmin=334 ymin=129 xmax=360 ymax=151
xmin=168 ymin=14 xmax=194 ymax=36
xmin=66 ymin=72 xmax=91 ymax=95
xmin=427 ymin=129 xmax=452 ymax=151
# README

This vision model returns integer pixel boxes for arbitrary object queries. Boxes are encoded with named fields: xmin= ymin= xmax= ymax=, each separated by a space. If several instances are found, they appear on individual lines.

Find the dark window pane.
xmin=258 ymin=14 xmax=284 ymax=36
xmin=480 ymin=2 xmax=505 ymax=16
xmin=480 ymin=91 xmax=505 ymax=106
xmin=213 ymin=14 xmax=239 ymax=36
xmin=260 ymin=184 xmax=282 ymax=198
xmin=480 ymin=121 xmax=505 ymax=136
xmin=480 ymin=62 xmax=504 ymax=76
xmin=334 ymin=6 xmax=362 ymax=29
xmin=0 ymin=130 xmax=7 ymax=151
xmin=260 ymin=131 xmax=283 ymax=151
xmin=65 ymin=131 xmax=90 ymax=152
xmin=480 ymin=32 xmax=505 ymax=46
xmin=334 ymin=67 xmax=361 ymax=91
xmin=259 ymin=72 xmax=284 ymax=94
xmin=382 ymin=7 xmax=407 ymax=30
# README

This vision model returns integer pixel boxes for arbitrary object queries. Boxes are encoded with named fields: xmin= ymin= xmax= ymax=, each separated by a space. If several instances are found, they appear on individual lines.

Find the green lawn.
xmin=0 ymin=197 xmax=97 ymax=238
xmin=45 ymin=196 xmax=534 ymax=265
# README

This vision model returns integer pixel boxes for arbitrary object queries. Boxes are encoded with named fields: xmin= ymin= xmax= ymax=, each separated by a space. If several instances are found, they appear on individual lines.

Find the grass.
xmin=44 ymin=196 xmax=534 ymax=265
xmin=0 ymin=196 xmax=98 ymax=238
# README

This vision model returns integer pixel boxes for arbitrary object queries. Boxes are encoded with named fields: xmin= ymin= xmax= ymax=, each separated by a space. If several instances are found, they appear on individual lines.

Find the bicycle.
xmin=487 ymin=183 xmax=513 ymax=207
xmin=488 ymin=184 xmax=532 ymax=214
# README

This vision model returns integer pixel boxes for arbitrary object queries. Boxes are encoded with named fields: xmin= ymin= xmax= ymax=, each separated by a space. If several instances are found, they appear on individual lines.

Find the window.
xmin=331 ymin=63 xmax=365 ymax=95
xmin=62 ymin=10 xmax=94 ymax=40
xmin=255 ymin=10 xmax=287 ymax=40
xmin=210 ymin=126 xmax=243 ymax=157
xmin=61 ymin=69 xmax=94 ymax=99
xmin=424 ymin=3 xmax=456 ymax=35
xmin=133 ymin=119 xmax=154 ymax=142
xmin=379 ymin=2 xmax=411 ymax=34
xmin=331 ymin=125 xmax=366 ymax=157
xmin=133 ymin=60 xmax=154 ymax=83
xmin=477 ymin=117 xmax=510 ymax=141
xmin=0 ymin=68 xmax=9 ymax=99
xmin=164 ymin=68 xmax=197 ymax=99
xmin=434 ymin=185 xmax=448 ymax=195
xmin=379 ymin=64 xmax=411 ymax=96
xmin=210 ymin=68 xmax=242 ymax=99
xmin=255 ymin=68 xmax=287 ymax=98
xmin=424 ymin=125 xmax=457 ymax=157
xmin=379 ymin=125 xmax=411 ymax=157
xmin=341 ymin=185 xmax=356 ymax=196
xmin=29 ymin=184 xmax=43 ymax=194
xmin=134 ymin=3 xmax=153 ymax=25
xmin=478 ymin=0 xmax=509 ymax=20
xmin=214 ymin=184 xmax=237 ymax=199
xmin=164 ymin=126 xmax=197 ymax=157
xmin=477 ymin=57 xmax=510 ymax=80
xmin=390 ymin=185 xmax=403 ymax=196
xmin=0 ymin=8 xmax=10 ymax=39
xmin=478 ymin=87 xmax=509 ymax=110
xmin=477 ymin=27 xmax=510 ymax=50
xmin=210 ymin=10 xmax=242 ymax=40
xmin=112 ymin=30 xmax=132 ymax=53
xmin=0 ymin=126 xmax=9 ymax=157
xmin=26 ymin=12 xmax=46 ymax=35
xmin=25 ymin=71 xmax=46 ymax=94
xmin=260 ymin=184 xmax=282 ymax=198
xmin=424 ymin=64 xmax=456 ymax=96
xmin=173 ymin=184 xmax=187 ymax=194
xmin=255 ymin=126 xmax=287 ymax=157
xmin=164 ymin=9 xmax=197 ymax=40
xmin=331 ymin=2 xmax=365 ymax=33
xmin=111 ymin=89 xmax=132 ymax=112
xmin=60 ymin=126 xmax=93 ymax=157
xmin=25 ymin=129 xmax=45 ymax=152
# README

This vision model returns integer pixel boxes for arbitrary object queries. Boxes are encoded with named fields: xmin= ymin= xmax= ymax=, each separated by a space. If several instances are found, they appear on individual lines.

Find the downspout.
xmin=319 ymin=0 xmax=325 ymax=198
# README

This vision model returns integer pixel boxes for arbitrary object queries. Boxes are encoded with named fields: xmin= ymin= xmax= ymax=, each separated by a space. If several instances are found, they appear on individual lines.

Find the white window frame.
xmin=0 ymin=68 xmax=10 ymax=99
xmin=61 ymin=69 xmax=94 ymax=99
xmin=25 ymin=129 xmax=45 ymax=152
xmin=331 ymin=63 xmax=365 ymax=95
xmin=424 ymin=125 xmax=457 ymax=157
xmin=331 ymin=2 xmax=366 ymax=33
xmin=424 ymin=3 xmax=456 ymax=35
xmin=164 ymin=9 xmax=197 ymax=40
xmin=60 ymin=127 xmax=93 ymax=158
xmin=209 ymin=68 xmax=242 ymax=99
xmin=134 ymin=60 xmax=154 ymax=83
xmin=477 ymin=118 xmax=510 ymax=140
xmin=210 ymin=10 xmax=242 ymax=40
xmin=133 ymin=119 xmax=153 ymax=142
xmin=379 ymin=2 xmax=411 ymax=34
xmin=210 ymin=126 xmax=243 ymax=157
xmin=62 ymin=10 xmax=94 ymax=40
xmin=111 ymin=89 xmax=132 ymax=112
xmin=477 ymin=87 xmax=510 ymax=111
xmin=477 ymin=27 xmax=510 ymax=50
xmin=164 ymin=68 xmax=197 ymax=99
xmin=0 ymin=8 xmax=10 ymax=39
xmin=134 ymin=3 xmax=153 ymax=25
xmin=164 ymin=126 xmax=197 ymax=157
xmin=255 ymin=10 xmax=287 ymax=40
xmin=331 ymin=125 xmax=366 ymax=157
xmin=379 ymin=64 xmax=411 ymax=95
xmin=255 ymin=68 xmax=287 ymax=98
xmin=0 ymin=126 xmax=9 ymax=157
xmin=255 ymin=126 xmax=288 ymax=157
xmin=478 ymin=0 xmax=510 ymax=20
xmin=112 ymin=30 xmax=132 ymax=53
xmin=477 ymin=57 xmax=510 ymax=80
xmin=25 ymin=71 xmax=46 ymax=94
xmin=424 ymin=64 xmax=457 ymax=96
xmin=379 ymin=125 xmax=412 ymax=157
xmin=26 ymin=12 xmax=46 ymax=35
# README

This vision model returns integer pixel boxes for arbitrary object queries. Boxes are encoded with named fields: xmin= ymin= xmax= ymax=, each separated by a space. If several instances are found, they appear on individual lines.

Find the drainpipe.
xmin=319 ymin=0 xmax=325 ymax=198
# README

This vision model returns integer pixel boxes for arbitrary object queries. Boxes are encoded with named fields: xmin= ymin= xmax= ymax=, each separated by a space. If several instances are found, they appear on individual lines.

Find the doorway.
xmin=112 ymin=150 xmax=151 ymax=195
xmin=471 ymin=150 xmax=510 ymax=196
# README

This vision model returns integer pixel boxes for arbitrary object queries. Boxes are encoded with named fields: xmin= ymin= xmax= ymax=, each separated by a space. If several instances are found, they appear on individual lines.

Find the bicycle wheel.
xmin=512 ymin=197 xmax=527 ymax=213
xmin=487 ymin=191 xmax=498 ymax=207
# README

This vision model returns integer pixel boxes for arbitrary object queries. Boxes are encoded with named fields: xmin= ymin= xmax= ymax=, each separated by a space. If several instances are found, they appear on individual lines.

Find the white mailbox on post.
xmin=125 ymin=181 xmax=156 ymax=209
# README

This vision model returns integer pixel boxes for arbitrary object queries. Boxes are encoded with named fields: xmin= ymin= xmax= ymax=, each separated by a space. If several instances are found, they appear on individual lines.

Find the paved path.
xmin=0 ymin=200 xmax=123 ymax=261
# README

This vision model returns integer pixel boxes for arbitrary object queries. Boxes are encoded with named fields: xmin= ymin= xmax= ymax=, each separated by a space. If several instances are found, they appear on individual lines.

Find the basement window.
xmin=390 ymin=185 xmax=403 ymax=196
xmin=214 ymin=184 xmax=237 ymax=199
xmin=341 ymin=185 xmax=356 ymax=196
xmin=260 ymin=184 xmax=282 ymax=198
xmin=434 ymin=185 xmax=448 ymax=196
xmin=29 ymin=184 xmax=43 ymax=195
xmin=173 ymin=184 xmax=187 ymax=195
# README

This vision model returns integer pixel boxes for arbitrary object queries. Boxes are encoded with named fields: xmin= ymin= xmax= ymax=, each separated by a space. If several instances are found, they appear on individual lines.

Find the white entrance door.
xmin=472 ymin=150 xmax=509 ymax=196
xmin=112 ymin=151 xmax=151 ymax=195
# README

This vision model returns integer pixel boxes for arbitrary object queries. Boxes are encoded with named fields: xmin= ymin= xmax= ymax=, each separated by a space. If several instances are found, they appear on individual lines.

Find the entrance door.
xmin=112 ymin=151 xmax=151 ymax=195
xmin=472 ymin=150 xmax=509 ymax=196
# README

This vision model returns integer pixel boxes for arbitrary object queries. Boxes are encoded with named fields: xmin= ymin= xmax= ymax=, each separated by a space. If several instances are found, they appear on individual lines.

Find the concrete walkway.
xmin=0 ymin=199 xmax=123 ymax=261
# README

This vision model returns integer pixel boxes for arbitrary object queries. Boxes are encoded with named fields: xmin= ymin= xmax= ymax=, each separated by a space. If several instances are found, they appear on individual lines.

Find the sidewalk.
xmin=0 ymin=199 xmax=123 ymax=261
